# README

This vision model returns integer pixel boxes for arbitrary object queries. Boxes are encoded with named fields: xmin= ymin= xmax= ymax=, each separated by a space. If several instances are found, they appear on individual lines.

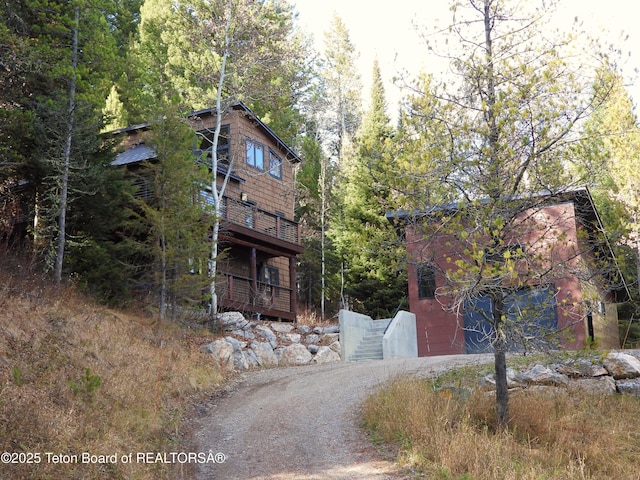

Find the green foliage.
xmin=68 ymin=368 xmax=102 ymax=403
xmin=11 ymin=367 xmax=23 ymax=386
xmin=329 ymin=60 xmax=406 ymax=317
xmin=134 ymin=103 xmax=211 ymax=319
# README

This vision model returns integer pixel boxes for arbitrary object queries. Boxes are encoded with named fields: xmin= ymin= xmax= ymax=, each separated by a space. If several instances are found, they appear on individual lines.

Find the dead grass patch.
xmin=0 ymin=264 xmax=224 ymax=479
xmin=363 ymin=374 xmax=640 ymax=480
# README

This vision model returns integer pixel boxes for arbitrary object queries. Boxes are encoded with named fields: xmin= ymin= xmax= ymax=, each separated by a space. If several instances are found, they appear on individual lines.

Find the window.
xmin=417 ymin=263 xmax=436 ymax=299
xmin=200 ymin=188 xmax=215 ymax=206
xmin=243 ymin=201 xmax=255 ymax=228
xmin=269 ymin=149 xmax=282 ymax=179
xmin=132 ymin=174 xmax=153 ymax=200
xmin=262 ymin=266 xmax=280 ymax=297
xmin=196 ymin=125 xmax=230 ymax=166
xmin=246 ymin=138 xmax=264 ymax=170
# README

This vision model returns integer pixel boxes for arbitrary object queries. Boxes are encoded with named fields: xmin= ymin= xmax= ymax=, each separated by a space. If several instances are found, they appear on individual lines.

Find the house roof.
xmin=110 ymin=101 xmax=301 ymax=169
xmin=189 ymin=101 xmax=301 ymax=163
xmin=387 ymin=186 xmax=631 ymax=303
xmin=112 ymin=143 xmax=157 ymax=166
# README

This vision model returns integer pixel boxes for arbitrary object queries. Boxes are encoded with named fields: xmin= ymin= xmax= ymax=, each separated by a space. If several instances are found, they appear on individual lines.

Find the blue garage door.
xmin=464 ymin=285 xmax=558 ymax=354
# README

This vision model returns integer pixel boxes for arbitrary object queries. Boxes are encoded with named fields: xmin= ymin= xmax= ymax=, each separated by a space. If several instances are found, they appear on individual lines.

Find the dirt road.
xmin=188 ymin=355 xmax=490 ymax=480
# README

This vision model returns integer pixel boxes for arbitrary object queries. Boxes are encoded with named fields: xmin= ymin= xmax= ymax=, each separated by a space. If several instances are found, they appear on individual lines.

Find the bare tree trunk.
xmin=492 ymin=293 xmax=509 ymax=430
xmin=159 ymin=213 xmax=167 ymax=320
xmin=208 ymin=1 xmax=233 ymax=328
xmin=54 ymin=6 xmax=79 ymax=286
xmin=320 ymin=155 xmax=327 ymax=320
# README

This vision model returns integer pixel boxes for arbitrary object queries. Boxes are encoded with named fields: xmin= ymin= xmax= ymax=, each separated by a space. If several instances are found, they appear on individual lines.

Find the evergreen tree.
xmin=574 ymin=66 xmax=640 ymax=345
xmin=395 ymin=0 xmax=621 ymax=428
xmin=134 ymin=104 xmax=211 ymax=320
xmin=1 ymin=0 xmax=122 ymax=282
xmin=329 ymin=60 xmax=407 ymax=317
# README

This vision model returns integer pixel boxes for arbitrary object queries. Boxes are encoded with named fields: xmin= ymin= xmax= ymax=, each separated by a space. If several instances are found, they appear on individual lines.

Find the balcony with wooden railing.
xmin=220 ymin=196 xmax=303 ymax=254
xmin=216 ymin=273 xmax=295 ymax=321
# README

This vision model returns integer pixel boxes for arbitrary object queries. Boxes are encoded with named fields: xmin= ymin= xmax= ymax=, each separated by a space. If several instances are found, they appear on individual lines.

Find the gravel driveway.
xmin=189 ymin=354 xmax=491 ymax=480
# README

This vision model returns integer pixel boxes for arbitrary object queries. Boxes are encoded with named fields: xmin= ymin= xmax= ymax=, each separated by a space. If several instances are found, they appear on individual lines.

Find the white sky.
xmin=292 ymin=0 xmax=640 ymax=116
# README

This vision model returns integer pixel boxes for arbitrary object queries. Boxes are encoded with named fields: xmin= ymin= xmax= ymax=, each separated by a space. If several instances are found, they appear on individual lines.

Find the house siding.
xmin=113 ymin=103 xmax=302 ymax=321
xmin=404 ymin=198 xmax=618 ymax=356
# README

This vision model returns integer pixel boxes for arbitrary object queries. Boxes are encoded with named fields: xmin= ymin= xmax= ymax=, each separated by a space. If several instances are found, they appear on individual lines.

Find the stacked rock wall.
xmin=201 ymin=312 xmax=341 ymax=370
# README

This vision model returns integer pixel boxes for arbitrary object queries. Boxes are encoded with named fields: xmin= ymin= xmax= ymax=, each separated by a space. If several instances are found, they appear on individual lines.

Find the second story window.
xmin=246 ymin=138 xmax=264 ymax=171
xmin=269 ymin=149 xmax=282 ymax=179
xmin=196 ymin=125 xmax=230 ymax=166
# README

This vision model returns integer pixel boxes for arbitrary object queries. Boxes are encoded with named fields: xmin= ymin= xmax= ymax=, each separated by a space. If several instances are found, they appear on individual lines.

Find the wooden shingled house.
xmin=112 ymin=102 xmax=303 ymax=321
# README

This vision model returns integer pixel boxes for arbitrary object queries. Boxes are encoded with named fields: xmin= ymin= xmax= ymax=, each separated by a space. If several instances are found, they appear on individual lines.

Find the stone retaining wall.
xmin=201 ymin=312 xmax=341 ymax=370
xmin=478 ymin=351 xmax=640 ymax=397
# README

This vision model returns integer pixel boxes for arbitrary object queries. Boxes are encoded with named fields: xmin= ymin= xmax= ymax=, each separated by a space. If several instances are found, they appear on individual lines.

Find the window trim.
xmin=417 ymin=263 xmax=436 ymax=299
xmin=246 ymin=138 xmax=265 ymax=171
xmin=268 ymin=148 xmax=282 ymax=179
xmin=196 ymin=125 xmax=230 ymax=166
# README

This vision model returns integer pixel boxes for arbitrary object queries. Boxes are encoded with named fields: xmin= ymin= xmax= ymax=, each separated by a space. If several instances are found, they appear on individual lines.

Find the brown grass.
xmin=0 ymin=257 xmax=225 ymax=479
xmin=296 ymin=308 xmax=338 ymax=327
xmin=363 ymin=375 xmax=640 ymax=480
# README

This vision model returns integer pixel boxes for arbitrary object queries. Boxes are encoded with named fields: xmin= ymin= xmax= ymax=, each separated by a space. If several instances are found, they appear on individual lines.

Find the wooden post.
xmin=289 ymin=256 xmax=297 ymax=319
xmin=250 ymin=248 xmax=257 ymax=306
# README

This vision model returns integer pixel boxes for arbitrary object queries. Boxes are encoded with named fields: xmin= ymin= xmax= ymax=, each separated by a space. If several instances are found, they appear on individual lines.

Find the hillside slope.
xmin=0 ymin=267 xmax=223 ymax=480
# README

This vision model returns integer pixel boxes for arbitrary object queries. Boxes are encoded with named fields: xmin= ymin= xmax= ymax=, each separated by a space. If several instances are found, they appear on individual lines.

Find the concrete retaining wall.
xmin=339 ymin=310 xmax=372 ymax=362
xmin=383 ymin=310 xmax=418 ymax=359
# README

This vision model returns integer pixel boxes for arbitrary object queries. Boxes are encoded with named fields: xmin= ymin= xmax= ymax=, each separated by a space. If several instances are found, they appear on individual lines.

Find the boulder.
xmin=556 ymin=358 xmax=609 ymax=378
xmin=270 ymin=322 xmax=294 ymax=334
xmin=568 ymin=376 xmax=617 ymax=396
xmin=232 ymin=350 xmax=249 ymax=370
xmin=244 ymin=349 xmax=261 ymax=368
xmin=282 ymin=333 xmax=301 ymax=344
xmin=254 ymin=325 xmax=277 ymax=348
xmin=231 ymin=329 xmax=255 ymax=340
xmin=616 ymin=378 xmax=640 ymax=396
xmin=236 ymin=319 xmax=251 ymax=330
xmin=279 ymin=343 xmax=312 ymax=366
xmin=218 ymin=311 xmax=245 ymax=328
xmin=519 ymin=364 xmax=569 ymax=387
xmin=224 ymin=336 xmax=244 ymax=352
xmin=297 ymin=325 xmax=312 ymax=335
xmin=478 ymin=368 xmax=529 ymax=390
xmin=250 ymin=341 xmax=279 ymax=368
xmin=323 ymin=325 xmax=340 ymax=334
xmin=305 ymin=334 xmax=320 ymax=345
xmin=307 ymin=344 xmax=319 ymax=354
xmin=603 ymin=352 xmax=640 ymax=379
xmin=311 ymin=346 xmax=340 ymax=364
xmin=321 ymin=333 xmax=340 ymax=344
xmin=201 ymin=340 xmax=234 ymax=370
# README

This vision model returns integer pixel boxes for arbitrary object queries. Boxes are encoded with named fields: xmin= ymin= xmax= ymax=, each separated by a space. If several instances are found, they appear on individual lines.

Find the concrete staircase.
xmin=350 ymin=319 xmax=391 ymax=361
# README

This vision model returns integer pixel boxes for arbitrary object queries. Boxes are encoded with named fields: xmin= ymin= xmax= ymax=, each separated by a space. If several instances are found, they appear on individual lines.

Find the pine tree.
xmin=134 ymin=104 xmax=210 ymax=320
xmin=330 ymin=60 xmax=406 ymax=317
xmin=395 ymin=0 xmax=621 ymax=428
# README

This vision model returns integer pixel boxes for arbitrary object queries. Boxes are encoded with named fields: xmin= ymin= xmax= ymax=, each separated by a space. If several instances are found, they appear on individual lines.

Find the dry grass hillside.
xmin=364 ymin=368 xmax=640 ymax=479
xmin=0 ymin=255 xmax=225 ymax=480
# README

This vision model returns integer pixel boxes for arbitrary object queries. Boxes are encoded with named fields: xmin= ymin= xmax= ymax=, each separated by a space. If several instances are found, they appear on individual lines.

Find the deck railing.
xmin=217 ymin=273 xmax=292 ymax=314
xmin=222 ymin=196 xmax=300 ymax=245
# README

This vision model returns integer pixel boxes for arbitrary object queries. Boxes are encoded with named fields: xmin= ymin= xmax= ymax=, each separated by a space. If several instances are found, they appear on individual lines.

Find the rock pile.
xmin=479 ymin=351 xmax=640 ymax=397
xmin=200 ymin=312 xmax=341 ymax=370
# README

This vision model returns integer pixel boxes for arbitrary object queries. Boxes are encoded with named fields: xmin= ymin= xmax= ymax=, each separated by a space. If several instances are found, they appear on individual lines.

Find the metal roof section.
xmin=112 ymin=143 xmax=157 ymax=166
